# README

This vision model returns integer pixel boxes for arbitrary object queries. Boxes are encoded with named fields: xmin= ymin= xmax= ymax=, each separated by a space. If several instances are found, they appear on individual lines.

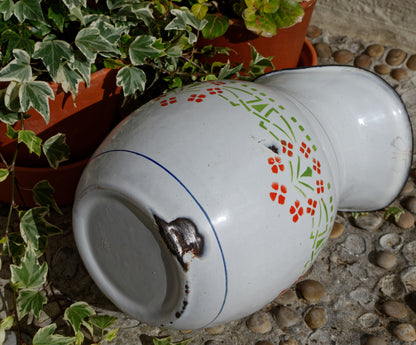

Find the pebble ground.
xmin=1 ymin=26 xmax=416 ymax=345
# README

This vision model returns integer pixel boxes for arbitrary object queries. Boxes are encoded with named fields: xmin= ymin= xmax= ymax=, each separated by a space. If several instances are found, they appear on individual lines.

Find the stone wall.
xmin=310 ymin=0 xmax=416 ymax=51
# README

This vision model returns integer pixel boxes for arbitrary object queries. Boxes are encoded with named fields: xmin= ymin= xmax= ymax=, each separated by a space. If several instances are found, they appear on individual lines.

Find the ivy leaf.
xmin=20 ymin=207 xmax=62 ymax=253
xmin=89 ymin=315 xmax=117 ymax=330
xmin=300 ymin=167 xmax=313 ymax=178
xmin=55 ymin=63 xmax=83 ymax=97
xmin=90 ymin=19 xmax=126 ymax=44
xmin=71 ymin=50 xmax=91 ymax=86
xmin=61 ymin=0 xmax=86 ymax=10
xmin=48 ymin=2 xmax=66 ymax=32
xmin=0 ymin=49 xmax=32 ymax=83
xmin=8 ymin=233 xmax=25 ymax=265
xmin=42 ymin=133 xmax=70 ymax=169
xmin=32 ymin=323 xmax=76 ymax=345
xmin=14 ymin=0 xmax=45 ymax=23
xmin=0 ymin=169 xmax=9 ymax=183
xmin=202 ymin=13 xmax=229 ymax=39
xmin=248 ymin=44 xmax=274 ymax=77
xmin=0 ymin=316 xmax=14 ymax=345
xmin=116 ymin=66 xmax=146 ymax=96
xmin=105 ymin=328 xmax=119 ymax=342
xmin=19 ymin=81 xmax=54 ymax=124
xmin=0 ymin=0 xmax=15 ymax=20
xmin=217 ymin=60 xmax=243 ymax=79
xmin=18 ymin=129 xmax=42 ymax=157
xmin=64 ymin=302 xmax=95 ymax=333
xmin=74 ymin=331 xmax=84 ymax=345
xmin=32 ymin=180 xmax=62 ymax=215
xmin=4 ymin=81 xmax=22 ymax=113
xmin=10 ymin=246 xmax=48 ymax=289
xmin=190 ymin=3 xmax=208 ymax=20
xmin=129 ymin=35 xmax=162 ymax=65
xmin=33 ymin=39 xmax=73 ymax=80
xmin=0 ymin=110 xmax=20 ymax=125
xmin=75 ymin=27 xmax=118 ymax=62
xmin=166 ymin=8 xmax=207 ymax=32
xmin=6 ymin=124 xmax=18 ymax=140
xmin=384 ymin=206 xmax=405 ymax=223
xmin=1 ymin=29 xmax=35 ymax=61
xmin=16 ymin=288 xmax=47 ymax=319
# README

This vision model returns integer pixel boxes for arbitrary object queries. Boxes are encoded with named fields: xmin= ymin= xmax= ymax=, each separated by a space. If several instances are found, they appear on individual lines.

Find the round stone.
xmin=365 ymin=335 xmax=387 ymax=345
xmin=246 ymin=312 xmax=272 ymax=334
xmin=386 ymin=49 xmax=407 ymax=66
xmin=407 ymin=54 xmax=416 ymax=70
xmin=392 ymin=323 xmax=416 ymax=341
xmin=401 ymin=267 xmax=416 ymax=292
xmin=307 ymin=25 xmax=322 ymax=38
xmin=205 ymin=324 xmax=225 ymax=335
xmin=379 ymin=233 xmax=403 ymax=251
xmin=255 ymin=341 xmax=274 ymax=345
xmin=273 ymin=289 xmax=297 ymax=305
xmin=354 ymin=54 xmax=371 ymax=68
xmin=366 ymin=44 xmax=384 ymax=57
xmin=344 ymin=234 xmax=366 ymax=254
xmin=395 ymin=211 xmax=415 ymax=229
xmin=358 ymin=313 xmax=380 ymax=328
xmin=329 ymin=222 xmax=344 ymax=239
xmin=401 ymin=182 xmax=414 ymax=194
xmin=304 ymin=307 xmax=326 ymax=330
xmin=374 ymin=64 xmax=391 ymax=75
xmin=352 ymin=214 xmax=383 ymax=231
xmin=403 ymin=241 xmax=416 ymax=264
xmin=272 ymin=306 xmax=299 ymax=328
xmin=279 ymin=338 xmax=298 ymax=345
xmin=296 ymin=280 xmax=325 ymax=303
xmin=379 ymin=274 xmax=405 ymax=299
xmin=381 ymin=300 xmax=408 ymax=319
xmin=333 ymin=49 xmax=354 ymax=64
xmin=314 ymin=43 xmax=332 ymax=58
xmin=375 ymin=251 xmax=397 ymax=270
xmin=391 ymin=68 xmax=408 ymax=81
xmin=403 ymin=196 xmax=416 ymax=213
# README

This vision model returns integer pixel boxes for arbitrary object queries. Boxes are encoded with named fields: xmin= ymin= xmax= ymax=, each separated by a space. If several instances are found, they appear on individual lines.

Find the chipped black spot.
xmin=154 ymin=215 xmax=204 ymax=271
xmin=268 ymin=145 xmax=280 ymax=154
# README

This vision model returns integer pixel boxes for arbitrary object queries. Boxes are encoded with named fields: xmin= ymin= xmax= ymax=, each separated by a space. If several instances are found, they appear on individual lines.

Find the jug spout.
xmin=255 ymin=66 xmax=413 ymax=211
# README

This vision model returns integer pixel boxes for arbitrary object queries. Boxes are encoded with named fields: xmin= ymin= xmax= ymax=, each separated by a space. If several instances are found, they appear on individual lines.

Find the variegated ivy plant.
xmin=0 ymin=1 xmax=274 ymax=344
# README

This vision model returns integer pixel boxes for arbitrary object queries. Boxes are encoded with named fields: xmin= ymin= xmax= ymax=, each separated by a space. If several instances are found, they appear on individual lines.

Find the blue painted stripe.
xmin=94 ymin=149 xmax=228 ymax=327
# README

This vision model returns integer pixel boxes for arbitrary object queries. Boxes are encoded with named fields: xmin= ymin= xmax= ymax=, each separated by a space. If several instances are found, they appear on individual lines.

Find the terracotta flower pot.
xmin=197 ymin=0 xmax=317 ymax=71
xmin=0 ymin=68 xmax=122 ymax=206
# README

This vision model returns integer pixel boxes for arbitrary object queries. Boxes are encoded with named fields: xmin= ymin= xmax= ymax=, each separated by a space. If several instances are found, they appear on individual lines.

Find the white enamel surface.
xmin=256 ymin=66 xmax=413 ymax=211
xmin=73 ymin=67 xmax=412 ymax=329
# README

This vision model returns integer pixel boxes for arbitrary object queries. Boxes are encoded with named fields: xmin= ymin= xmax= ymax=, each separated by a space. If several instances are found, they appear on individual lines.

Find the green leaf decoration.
xmin=129 ymin=35 xmax=162 ymax=66
xmin=300 ymin=167 xmax=313 ymax=178
xmin=153 ymin=336 xmax=192 ymax=345
xmin=0 ymin=0 xmax=15 ymax=21
xmin=16 ymin=288 xmax=47 ymax=319
xmin=18 ymin=129 xmax=42 ymax=157
xmin=105 ymin=328 xmax=119 ymax=342
xmin=75 ymin=27 xmax=118 ymax=62
xmin=42 ymin=133 xmax=70 ymax=169
xmin=166 ymin=8 xmax=207 ymax=32
xmin=19 ymin=81 xmax=54 ymax=124
xmin=0 ymin=316 xmax=14 ymax=345
xmin=0 ymin=49 xmax=32 ymax=83
xmin=33 ymin=39 xmax=73 ymax=80
xmin=273 ymin=0 xmax=304 ymax=29
xmin=116 ymin=66 xmax=146 ymax=96
xmin=32 ymin=180 xmax=62 ymax=214
xmin=19 ymin=206 xmax=62 ymax=252
xmin=10 ymin=246 xmax=48 ymax=289
xmin=384 ymin=206 xmax=405 ymax=222
xmin=64 ymin=302 xmax=95 ymax=333
xmin=89 ymin=315 xmax=118 ymax=330
xmin=0 ymin=169 xmax=9 ymax=183
xmin=32 ymin=323 xmax=76 ymax=345
xmin=202 ymin=13 xmax=229 ymax=39
xmin=5 ymin=124 xmax=18 ymax=140
xmin=14 ymin=0 xmax=45 ymax=23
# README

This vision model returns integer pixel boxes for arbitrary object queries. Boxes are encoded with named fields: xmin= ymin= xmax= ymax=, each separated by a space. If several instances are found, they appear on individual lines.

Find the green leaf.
xmin=48 ymin=3 xmax=66 ymax=32
xmin=33 ymin=39 xmax=73 ymax=80
xmin=42 ymin=133 xmax=70 ymax=169
xmin=4 ymin=81 xmax=22 ymax=113
xmin=14 ymin=0 xmax=45 ymax=23
xmin=32 ymin=180 xmax=62 ymax=214
xmin=0 ymin=49 xmax=32 ymax=83
xmin=71 ymin=50 xmax=91 ymax=86
xmin=18 ymin=130 xmax=42 ymax=157
xmin=0 ymin=316 xmax=14 ymax=345
xmin=129 ymin=35 xmax=162 ymax=66
xmin=248 ymin=44 xmax=274 ymax=77
xmin=0 ymin=0 xmax=15 ymax=20
xmin=116 ymin=66 xmax=146 ymax=96
xmin=217 ymin=60 xmax=243 ymax=79
xmin=89 ymin=315 xmax=117 ymax=330
xmin=74 ymin=331 xmax=84 ymax=345
xmin=19 ymin=81 xmax=54 ymax=124
xmin=245 ymin=13 xmax=277 ymax=37
xmin=8 ymin=232 xmax=26 ymax=265
xmin=273 ymin=0 xmax=304 ymax=29
xmin=55 ymin=63 xmax=83 ymax=96
xmin=0 ymin=111 xmax=20 ymax=125
xmin=103 ymin=59 xmax=126 ymax=69
xmin=1 ymin=29 xmax=35 ymax=61
xmin=64 ymin=302 xmax=95 ymax=333
xmin=351 ymin=212 xmax=369 ymax=219
xmin=264 ymin=0 xmax=280 ymax=13
xmin=105 ymin=328 xmax=119 ymax=342
xmin=384 ymin=206 xmax=405 ymax=223
xmin=0 ymin=169 xmax=9 ymax=183
xmin=20 ymin=207 xmax=62 ymax=252
xmin=33 ymin=323 xmax=76 ymax=345
xmin=191 ymin=3 xmax=208 ymax=20
xmin=202 ymin=13 xmax=229 ymax=39
xmin=75 ymin=27 xmax=118 ymax=62
xmin=6 ymin=124 xmax=18 ymax=140
xmin=61 ymin=0 xmax=86 ymax=10
xmin=166 ymin=8 xmax=207 ymax=32
xmin=10 ymin=246 xmax=48 ymax=289
xmin=16 ymin=288 xmax=47 ymax=319
xmin=300 ymin=166 xmax=313 ymax=178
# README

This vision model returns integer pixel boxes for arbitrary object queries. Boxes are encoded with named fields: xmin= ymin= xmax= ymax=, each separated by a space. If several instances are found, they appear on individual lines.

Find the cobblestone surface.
xmin=1 ymin=26 xmax=416 ymax=344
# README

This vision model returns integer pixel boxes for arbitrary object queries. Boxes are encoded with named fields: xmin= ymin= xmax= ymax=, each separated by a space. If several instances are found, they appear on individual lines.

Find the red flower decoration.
xmin=207 ymin=87 xmax=223 ymax=95
xmin=300 ymin=142 xmax=311 ymax=159
xmin=280 ymin=140 xmax=294 ymax=157
xmin=188 ymin=94 xmax=206 ymax=102
xmin=316 ymin=180 xmax=324 ymax=194
xmin=290 ymin=200 xmax=304 ymax=223
xmin=313 ymin=158 xmax=321 ymax=174
xmin=270 ymin=182 xmax=287 ymax=204
xmin=306 ymin=198 xmax=318 ymax=216
xmin=160 ymin=97 xmax=177 ymax=106
xmin=268 ymin=156 xmax=285 ymax=174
